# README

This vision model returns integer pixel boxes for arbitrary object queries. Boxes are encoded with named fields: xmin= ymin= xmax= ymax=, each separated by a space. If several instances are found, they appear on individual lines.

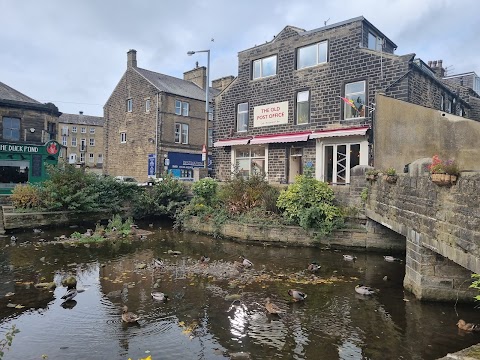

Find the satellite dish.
xmin=29 ymin=128 xmax=35 ymax=133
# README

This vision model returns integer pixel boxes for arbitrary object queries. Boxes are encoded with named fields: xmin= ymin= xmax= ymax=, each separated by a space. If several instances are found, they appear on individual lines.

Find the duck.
xmin=200 ymin=255 xmax=210 ymax=264
xmin=122 ymin=305 xmax=141 ymax=323
xmin=343 ymin=254 xmax=357 ymax=261
xmin=61 ymin=287 xmax=78 ymax=302
xmin=153 ymin=258 xmax=164 ymax=269
xmin=233 ymin=261 xmax=245 ymax=272
xmin=10 ymin=236 xmax=17 ymax=242
xmin=33 ymin=228 xmax=43 ymax=234
xmin=151 ymin=292 xmax=168 ymax=302
xmin=457 ymin=319 xmax=480 ymax=332
xmin=307 ymin=261 xmax=321 ymax=272
xmin=265 ymin=298 xmax=285 ymax=315
xmin=383 ymin=256 xmax=401 ymax=262
xmin=355 ymin=284 xmax=376 ymax=296
xmin=288 ymin=289 xmax=307 ymax=301
xmin=240 ymin=256 xmax=253 ymax=268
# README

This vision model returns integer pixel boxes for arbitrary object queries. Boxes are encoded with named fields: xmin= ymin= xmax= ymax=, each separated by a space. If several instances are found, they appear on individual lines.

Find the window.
xmin=175 ymin=100 xmax=189 ymax=116
xmin=89 ymin=128 xmax=95 ymax=134
xmin=80 ymin=139 xmax=87 ymax=151
xmin=98 ymin=154 xmax=103 ymax=163
xmin=175 ymin=123 xmax=189 ymax=144
xmin=62 ymin=136 xmax=67 ymax=146
xmin=324 ymin=143 xmax=362 ymax=184
xmin=208 ymin=104 xmax=214 ymax=121
xmin=72 ymin=126 xmax=77 ymax=133
xmin=297 ymin=41 xmax=328 ymax=69
xmin=368 ymin=33 xmax=383 ymax=51
xmin=344 ymin=81 xmax=366 ymax=119
xmin=237 ymin=103 xmax=248 ymax=132
xmin=120 ymin=132 xmax=127 ymax=143
xmin=71 ymin=137 xmax=77 ymax=147
xmin=2 ymin=117 xmax=20 ymax=141
xmin=61 ymin=126 xmax=69 ymax=136
xmin=89 ymin=138 xmax=95 ymax=146
xmin=475 ymin=77 xmax=480 ymax=94
xmin=89 ymin=153 xmax=94 ymax=163
xmin=127 ymin=98 xmax=133 ymax=112
xmin=235 ymin=147 xmax=266 ymax=179
xmin=253 ymin=55 xmax=277 ymax=79
xmin=145 ymin=99 xmax=151 ymax=113
xmin=208 ymin=128 xmax=213 ymax=148
xmin=296 ymin=90 xmax=310 ymax=125
xmin=81 ymin=127 xmax=86 ymax=133
xmin=446 ymin=99 xmax=452 ymax=113
xmin=80 ymin=153 xmax=85 ymax=163
xmin=441 ymin=95 xmax=445 ymax=111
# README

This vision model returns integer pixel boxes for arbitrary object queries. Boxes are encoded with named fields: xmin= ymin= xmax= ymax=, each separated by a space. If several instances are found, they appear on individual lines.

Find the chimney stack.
xmin=212 ymin=76 xmax=235 ymax=92
xmin=184 ymin=65 xmax=207 ymax=90
xmin=127 ymin=49 xmax=137 ymax=68
xmin=427 ymin=59 xmax=445 ymax=78
xmin=428 ymin=61 xmax=432 ymax=67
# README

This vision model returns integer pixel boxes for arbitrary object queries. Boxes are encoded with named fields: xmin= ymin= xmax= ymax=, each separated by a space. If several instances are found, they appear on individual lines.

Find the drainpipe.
xmin=155 ymin=92 xmax=159 ymax=178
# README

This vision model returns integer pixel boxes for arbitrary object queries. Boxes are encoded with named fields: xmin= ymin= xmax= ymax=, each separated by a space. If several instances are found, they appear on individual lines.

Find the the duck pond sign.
xmin=0 ymin=140 xmax=61 ymax=194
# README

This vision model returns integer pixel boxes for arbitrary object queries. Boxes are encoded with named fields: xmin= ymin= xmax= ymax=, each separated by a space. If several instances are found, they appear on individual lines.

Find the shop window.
xmin=237 ymin=102 xmax=248 ymax=132
xmin=2 ymin=117 xmax=20 ymax=141
xmin=0 ymin=160 xmax=29 ymax=184
xmin=324 ymin=143 xmax=361 ymax=184
xmin=175 ymin=123 xmax=189 ymax=144
xmin=344 ymin=81 xmax=366 ymax=119
xmin=296 ymin=90 xmax=310 ymax=125
xmin=235 ymin=147 xmax=265 ymax=179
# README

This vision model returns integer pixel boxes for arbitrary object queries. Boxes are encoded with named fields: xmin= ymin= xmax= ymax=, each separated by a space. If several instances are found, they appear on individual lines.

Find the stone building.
xmin=57 ymin=112 xmax=104 ymax=173
xmin=0 ymin=81 xmax=61 ymax=194
xmin=103 ymin=50 xmax=222 ymax=182
xmin=213 ymin=16 xmax=480 ymax=184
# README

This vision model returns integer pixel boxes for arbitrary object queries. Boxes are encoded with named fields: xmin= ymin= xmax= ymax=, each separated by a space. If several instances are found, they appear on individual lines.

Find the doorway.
xmin=288 ymin=147 xmax=303 ymax=183
xmin=323 ymin=143 xmax=360 ymax=184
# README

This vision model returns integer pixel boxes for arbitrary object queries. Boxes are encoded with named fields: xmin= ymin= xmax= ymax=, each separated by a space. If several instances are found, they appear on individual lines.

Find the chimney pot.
xmin=432 ymin=60 xmax=437 ymax=67
xmin=127 ymin=49 xmax=137 ymax=68
xmin=438 ymin=60 xmax=443 ymax=68
xmin=79 ymin=111 xmax=83 ymax=115
xmin=428 ymin=61 xmax=432 ymax=67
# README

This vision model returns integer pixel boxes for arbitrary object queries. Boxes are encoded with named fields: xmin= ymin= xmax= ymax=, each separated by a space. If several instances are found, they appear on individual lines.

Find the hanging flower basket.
xmin=366 ymin=174 xmax=378 ymax=181
xmin=383 ymin=175 xmax=397 ymax=184
xmin=431 ymin=173 xmax=457 ymax=186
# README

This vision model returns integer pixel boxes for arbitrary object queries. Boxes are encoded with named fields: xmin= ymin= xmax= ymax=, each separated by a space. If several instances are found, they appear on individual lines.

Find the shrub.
xmin=365 ymin=168 xmax=380 ymax=176
xmin=428 ymin=155 xmax=460 ymax=175
xmin=384 ymin=167 xmax=397 ymax=176
xmin=11 ymin=184 xmax=43 ymax=209
xmin=192 ymin=178 xmax=218 ymax=206
xmin=276 ymin=173 xmax=343 ymax=233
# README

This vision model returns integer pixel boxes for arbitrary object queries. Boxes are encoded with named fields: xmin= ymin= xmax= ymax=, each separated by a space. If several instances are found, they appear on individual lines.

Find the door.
xmin=324 ymin=143 xmax=360 ymax=184
xmin=69 ymin=153 xmax=77 ymax=164
xmin=288 ymin=148 xmax=302 ymax=183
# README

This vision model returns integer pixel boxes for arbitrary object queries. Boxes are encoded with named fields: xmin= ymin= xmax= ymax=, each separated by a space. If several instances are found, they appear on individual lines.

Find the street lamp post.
xmin=187 ymin=49 xmax=210 ymax=170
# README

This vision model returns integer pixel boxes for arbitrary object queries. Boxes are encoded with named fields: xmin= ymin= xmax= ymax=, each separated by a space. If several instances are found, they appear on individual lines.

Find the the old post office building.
xmin=212 ymin=16 xmax=474 ymax=184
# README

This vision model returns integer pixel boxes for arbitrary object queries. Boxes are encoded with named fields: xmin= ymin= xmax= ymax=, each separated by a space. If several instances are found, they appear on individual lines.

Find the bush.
xmin=384 ymin=167 xmax=397 ymax=176
xmin=192 ymin=178 xmax=218 ymax=206
xmin=11 ymin=184 xmax=43 ymax=209
xmin=276 ymin=173 xmax=343 ymax=233
xmin=132 ymin=173 xmax=188 ymax=218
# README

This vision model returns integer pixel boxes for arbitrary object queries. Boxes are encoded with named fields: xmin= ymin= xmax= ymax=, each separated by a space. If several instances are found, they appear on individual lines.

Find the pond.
xmin=0 ymin=219 xmax=479 ymax=360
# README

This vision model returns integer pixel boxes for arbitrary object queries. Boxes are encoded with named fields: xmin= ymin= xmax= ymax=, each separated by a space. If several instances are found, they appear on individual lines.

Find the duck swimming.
xmin=457 ymin=319 xmax=480 ymax=331
xmin=355 ymin=284 xmax=376 ymax=296
xmin=151 ymin=292 xmax=168 ymax=302
xmin=200 ymin=255 xmax=210 ymax=264
xmin=383 ymin=256 xmax=401 ymax=262
xmin=153 ymin=258 xmax=164 ymax=269
xmin=61 ymin=287 xmax=78 ymax=302
xmin=343 ymin=255 xmax=357 ymax=261
xmin=122 ymin=305 xmax=141 ymax=323
xmin=288 ymin=289 xmax=307 ymax=301
xmin=265 ymin=298 xmax=285 ymax=315
xmin=307 ymin=261 xmax=321 ymax=272
xmin=240 ymin=256 xmax=253 ymax=268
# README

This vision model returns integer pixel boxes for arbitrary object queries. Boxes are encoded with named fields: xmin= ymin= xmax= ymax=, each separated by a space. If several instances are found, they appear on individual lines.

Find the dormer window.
xmin=297 ymin=41 xmax=328 ymax=69
xmin=253 ymin=55 xmax=277 ymax=79
xmin=368 ymin=32 xmax=383 ymax=51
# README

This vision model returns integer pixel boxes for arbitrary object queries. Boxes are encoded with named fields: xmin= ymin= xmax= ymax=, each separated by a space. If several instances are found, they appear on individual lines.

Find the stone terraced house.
xmin=213 ymin=16 xmax=480 ymax=184
xmin=103 ymin=50 xmax=224 ymax=182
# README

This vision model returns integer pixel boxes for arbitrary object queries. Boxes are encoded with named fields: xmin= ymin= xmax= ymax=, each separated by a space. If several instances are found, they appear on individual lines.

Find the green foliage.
xmin=132 ymin=173 xmax=188 ymax=218
xmin=384 ymin=167 xmax=397 ymax=176
xmin=106 ymin=214 xmax=133 ymax=232
xmin=276 ymin=173 xmax=343 ymax=234
xmin=11 ymin=184 xmax=42 ymax=209
xmin=70 ymin=231 xmax=82 ymax=239
xmin=360 ymin=188 xmax=368 ymax=203
xmin=0 ymin=325 xmax=19 ymax=359
xmin=192 ymin=178 xmax=218 ymax=206
xmin=470 ymin=273 xmax=480 ymax=301
xmin=365 ymin=168 xmax=380 ymax=176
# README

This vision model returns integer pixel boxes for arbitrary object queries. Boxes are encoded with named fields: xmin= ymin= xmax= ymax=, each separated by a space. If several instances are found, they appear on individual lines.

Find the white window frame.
xmin=296 ymin=90 xmax=310 ymax=125
xmin=89 ymin=138 xmax=95 ymax=146
xmin=88 ymin=153 xmax=95 ymax=163
xmin=446 ymin=99 xmax=452 ymax=113
xmin=81 ymin=127 xmax=86 ymax=134
xmin=62 ymin=136 xmax=67 ymax=146
xmin=253 ymin=55 xmax=277 ymax=79
xmin=174 ymin=123 xmax=189 ymax=144
xmin=61 ymin=126 xmax=69 ymax=136
xmin=127 ymin=98 xmax=133 ymax=112
xmin=297 ymin=41 xmax=328 ymax=69
xmin=80 ymin=152 xmax=85 ymax=163
xmin=368 ymin=32 xmax=383 ymax=51
xmin=120 ymin=132 xmax=127 ymax=143
xmin=145 ymin=99 xmax=151 ymax=113
xmin=236 ymin=102 xmax=248 ymax=132
xmin=344 ymin=81 xmax=366 ymax=120
xmin=71 ymin=137 xmax=77 ymax=147
xmin=182 ymin=102 xmax=189 ymax=116
xmin=98 ymin=154 xmax=103 ymax=163
xmin=208 ymin=104 xmax=214 ymax=121
xmin=89 ymin=128 xmax=95 ymax=134
xmin=72 ymin=126 xmax=77 ymax=133
xmin=80 ymin=139 xmax=87 ymax=151
xmin=175 ymin=100 xmax=189 ymax=116
xmin=232 ymin=146 xmax=267 ymax=179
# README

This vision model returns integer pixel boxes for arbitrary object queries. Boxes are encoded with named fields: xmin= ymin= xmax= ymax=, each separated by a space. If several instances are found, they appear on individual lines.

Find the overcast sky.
xmin=1 ymin=0 xmax=478 ymax=117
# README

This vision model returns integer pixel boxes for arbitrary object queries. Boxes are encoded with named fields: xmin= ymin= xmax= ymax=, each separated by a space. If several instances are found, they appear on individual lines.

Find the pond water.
xmin=0 ymin=219 xmax=479 ymax=360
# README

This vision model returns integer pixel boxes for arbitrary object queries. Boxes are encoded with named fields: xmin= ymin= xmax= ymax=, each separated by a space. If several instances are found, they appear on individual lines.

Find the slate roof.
xmin=0 ymin=81 xmax=40 ymax=104
xmin=59 ymin=113 xmax=104 ymax=126
xmin=135 ymin=67 xmax=220 ymax=101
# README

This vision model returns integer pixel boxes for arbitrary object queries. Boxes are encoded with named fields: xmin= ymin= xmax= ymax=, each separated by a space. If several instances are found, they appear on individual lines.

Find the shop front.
xmin=167 ymin=151 xmax=212 ymax=180
xmin=0 ymin=140 xmax=62 ymax=195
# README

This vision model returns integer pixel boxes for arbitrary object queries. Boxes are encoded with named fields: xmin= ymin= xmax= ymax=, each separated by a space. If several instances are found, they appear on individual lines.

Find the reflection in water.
xmin=0 ymin=220 xmax=479 ymax=359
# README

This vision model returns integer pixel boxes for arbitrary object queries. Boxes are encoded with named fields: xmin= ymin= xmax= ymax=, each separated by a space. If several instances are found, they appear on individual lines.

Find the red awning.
xmin=310 ymin=126 xmax=369 ymax=139
xmin=249 ymin=132 xmax=311 ymax=145
xmin=213 ymin=138 xmax=251 ymax=147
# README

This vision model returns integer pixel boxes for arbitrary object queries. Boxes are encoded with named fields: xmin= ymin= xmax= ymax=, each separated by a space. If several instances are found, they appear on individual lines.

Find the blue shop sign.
xmin=167 ymin=152 xmax=212 ymax=172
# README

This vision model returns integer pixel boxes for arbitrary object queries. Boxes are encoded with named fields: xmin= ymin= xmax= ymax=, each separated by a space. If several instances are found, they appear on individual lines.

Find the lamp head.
xmin=187 ymin=51 xmax=195 ymax=56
